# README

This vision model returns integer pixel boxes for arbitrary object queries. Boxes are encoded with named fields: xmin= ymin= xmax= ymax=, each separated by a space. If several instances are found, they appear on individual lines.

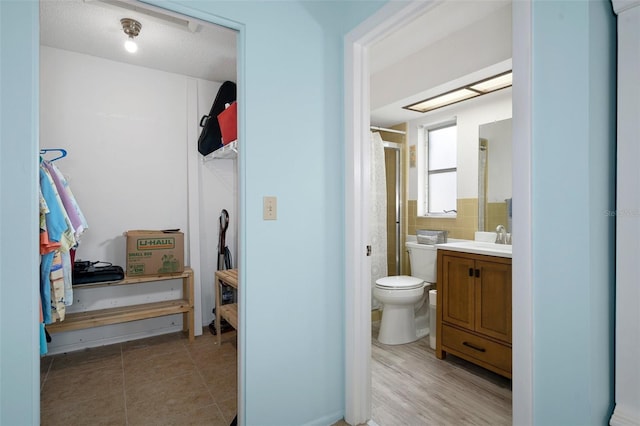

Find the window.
xmin=423 ymin=122 xmax=457 ymax=215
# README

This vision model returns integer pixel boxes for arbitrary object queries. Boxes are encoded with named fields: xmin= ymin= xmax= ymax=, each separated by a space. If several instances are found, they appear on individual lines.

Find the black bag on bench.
xmin=73 ymin=261 xmax=125 ymax=286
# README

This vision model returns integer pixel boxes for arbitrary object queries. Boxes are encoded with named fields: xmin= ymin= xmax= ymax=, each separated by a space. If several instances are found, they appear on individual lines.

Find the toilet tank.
xmin=406 ymin=241 xmax=437 ymax=283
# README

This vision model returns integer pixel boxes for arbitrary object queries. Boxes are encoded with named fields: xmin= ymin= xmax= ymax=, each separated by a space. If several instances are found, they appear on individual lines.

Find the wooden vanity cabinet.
xmin=436 ymin=249 xmax=512 ymax=379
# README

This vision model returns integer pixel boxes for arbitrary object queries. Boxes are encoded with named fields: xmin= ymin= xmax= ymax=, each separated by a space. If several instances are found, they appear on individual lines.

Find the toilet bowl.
xmin=374 ymin=241 xmax=437 ymax=345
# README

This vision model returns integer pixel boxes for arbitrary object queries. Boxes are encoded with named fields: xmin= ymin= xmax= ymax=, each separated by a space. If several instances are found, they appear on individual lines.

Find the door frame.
xmin=343 ymin=1 xmax=534 ymax=424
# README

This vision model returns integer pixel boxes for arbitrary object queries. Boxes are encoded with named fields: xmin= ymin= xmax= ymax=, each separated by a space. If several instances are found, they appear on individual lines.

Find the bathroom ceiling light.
xmin=404 ymin=70 xmax=512 ymax=114
xmin=121 ymin=18 xmax=141 ymax=53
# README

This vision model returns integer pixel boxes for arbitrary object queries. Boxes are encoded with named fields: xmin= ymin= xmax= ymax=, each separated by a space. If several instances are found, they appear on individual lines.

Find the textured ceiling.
xmin=40 ymin=0 xmax=237 ymax=83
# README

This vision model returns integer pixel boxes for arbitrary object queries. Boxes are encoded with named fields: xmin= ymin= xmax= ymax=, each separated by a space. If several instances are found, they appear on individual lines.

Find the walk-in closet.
xmin=38 ymin=1 xmax=239 ymax=423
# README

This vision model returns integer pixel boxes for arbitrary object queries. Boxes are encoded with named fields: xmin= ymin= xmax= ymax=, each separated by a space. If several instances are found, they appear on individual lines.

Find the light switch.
xmin=263 ymin=196 xmax=277 ymax=220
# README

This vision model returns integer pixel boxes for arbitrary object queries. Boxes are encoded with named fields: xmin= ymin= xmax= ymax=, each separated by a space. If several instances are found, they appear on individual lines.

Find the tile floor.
xmin=40 ymin=329 xmax=237 ymax=426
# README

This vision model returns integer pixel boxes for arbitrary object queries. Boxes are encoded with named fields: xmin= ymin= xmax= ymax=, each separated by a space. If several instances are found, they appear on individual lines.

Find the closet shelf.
xmin=47 ymin=268 xmax=195 ymax=341
xmin=215 ymin=268 xmax=238 ymax=344
xmin=46 ymin=299 xmax=192 ymax=333
xmin=204 ymin=140 xmax=237 ymax=161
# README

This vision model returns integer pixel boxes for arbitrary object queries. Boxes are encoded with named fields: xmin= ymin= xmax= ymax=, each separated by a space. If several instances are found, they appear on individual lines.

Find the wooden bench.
xmin=215 ymin=268 xmax=238 ymax=344
xmin=47 ymin=267 xmax=195 ymax=342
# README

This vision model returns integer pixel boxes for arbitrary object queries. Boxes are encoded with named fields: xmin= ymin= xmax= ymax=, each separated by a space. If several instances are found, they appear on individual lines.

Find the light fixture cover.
xmin=121 ymin=18 xmax=141 ymax=38
xmin=469 ymin=72 xmax=512 ymax=93
xmin=405 ymin=71 xmax=512 ymax=114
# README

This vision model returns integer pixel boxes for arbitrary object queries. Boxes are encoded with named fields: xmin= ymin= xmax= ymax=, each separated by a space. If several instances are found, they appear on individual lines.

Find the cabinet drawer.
xmin=442 ymin=324 xmax=511 ymax=374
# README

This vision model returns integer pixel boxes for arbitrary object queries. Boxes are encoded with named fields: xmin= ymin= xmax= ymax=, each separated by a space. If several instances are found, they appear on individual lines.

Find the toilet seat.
xmin=375 ymin=275 xmax=424 ymax=290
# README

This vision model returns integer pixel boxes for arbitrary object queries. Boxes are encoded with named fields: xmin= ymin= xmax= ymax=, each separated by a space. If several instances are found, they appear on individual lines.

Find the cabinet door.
xmin=441 ymin=255 xmax=475 ymax=330
xmin=474 ymin=260 xmax=512 ymax=343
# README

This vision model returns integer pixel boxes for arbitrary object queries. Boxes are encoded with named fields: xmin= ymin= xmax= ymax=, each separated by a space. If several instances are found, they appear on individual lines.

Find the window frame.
xmin=420 ymin=120 xmax=458 ymax=217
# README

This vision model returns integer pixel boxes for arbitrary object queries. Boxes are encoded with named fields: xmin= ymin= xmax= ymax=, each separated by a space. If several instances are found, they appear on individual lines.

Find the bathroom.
xmin=368 ymin=1 xmax=513 ymax=424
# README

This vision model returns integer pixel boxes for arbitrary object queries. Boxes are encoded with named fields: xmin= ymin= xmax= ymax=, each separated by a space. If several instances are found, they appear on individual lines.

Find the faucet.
xmin=495 ymin=224 xmax=508 ymax=244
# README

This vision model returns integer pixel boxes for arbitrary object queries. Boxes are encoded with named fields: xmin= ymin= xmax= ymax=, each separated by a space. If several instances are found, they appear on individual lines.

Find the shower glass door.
xmin=384 ymin=143 xmax=401 ymax=276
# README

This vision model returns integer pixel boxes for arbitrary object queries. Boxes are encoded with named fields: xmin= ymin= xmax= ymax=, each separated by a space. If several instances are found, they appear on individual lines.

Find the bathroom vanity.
xmin=435 ymin=242 xmax=512 ymax=379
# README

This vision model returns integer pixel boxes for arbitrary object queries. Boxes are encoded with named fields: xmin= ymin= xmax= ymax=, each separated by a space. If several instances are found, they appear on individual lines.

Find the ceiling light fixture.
xmin=120 ymin=18 xmax=141 ymax=53
xmin=404 ymin=70 xmax=513 ymax=114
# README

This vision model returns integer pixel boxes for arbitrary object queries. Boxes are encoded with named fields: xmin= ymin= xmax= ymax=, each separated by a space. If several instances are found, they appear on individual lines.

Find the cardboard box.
xmin=125 ymin=230 xmax=184 ymax=276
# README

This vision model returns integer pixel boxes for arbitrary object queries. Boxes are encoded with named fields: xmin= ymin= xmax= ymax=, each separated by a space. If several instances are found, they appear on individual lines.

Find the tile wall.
xmin=408 ymin=198 xmax=479 ymax=242
xmin=486 ymin=202 xmax=508 ymax=232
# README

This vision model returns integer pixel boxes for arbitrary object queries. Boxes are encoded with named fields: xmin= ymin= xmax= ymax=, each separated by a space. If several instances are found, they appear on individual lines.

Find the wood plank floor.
xmin=370 ymin=321 xmax=512 ymax=426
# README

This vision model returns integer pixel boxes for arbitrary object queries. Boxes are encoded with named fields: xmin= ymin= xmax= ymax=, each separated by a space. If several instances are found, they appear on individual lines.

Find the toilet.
xmin=374 ymin=241 xmax=437 ymax=345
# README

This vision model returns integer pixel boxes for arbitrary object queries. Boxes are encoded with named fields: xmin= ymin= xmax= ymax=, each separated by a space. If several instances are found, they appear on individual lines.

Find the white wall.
xmin=40 ymin=46 xmax=236 ymax=353
xmin=407 ymin=87 xmax=512 ymax=202
xmin=40 ymin=47 xmax=190 ymax=265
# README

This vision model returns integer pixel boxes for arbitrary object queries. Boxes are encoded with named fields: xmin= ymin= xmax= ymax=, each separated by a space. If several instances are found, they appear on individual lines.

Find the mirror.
xmin=478 ymin=118 xmax=512 ymax=232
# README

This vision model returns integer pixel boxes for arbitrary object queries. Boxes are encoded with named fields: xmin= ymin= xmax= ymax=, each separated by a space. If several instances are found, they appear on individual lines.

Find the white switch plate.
xmin=263 ymin=196 xmax=277 ymax=220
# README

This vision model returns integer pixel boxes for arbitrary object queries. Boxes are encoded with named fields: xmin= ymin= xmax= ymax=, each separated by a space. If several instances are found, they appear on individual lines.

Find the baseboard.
xmin=610 ymin=405 xmax=640 ymax=426
xmin=44 ymin=325 xmax=183 ymax=355
xmin=300 ymin=410 xmax=344 ymax=426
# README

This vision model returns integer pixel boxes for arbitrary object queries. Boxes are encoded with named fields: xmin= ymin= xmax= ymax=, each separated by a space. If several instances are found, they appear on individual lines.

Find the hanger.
xmin=40 ymin=148 xmax=67 ymax=162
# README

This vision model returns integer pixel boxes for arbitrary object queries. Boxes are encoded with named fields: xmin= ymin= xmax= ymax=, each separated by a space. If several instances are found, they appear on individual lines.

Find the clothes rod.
xmin=370 ymin=126 xmax=406 ymax=135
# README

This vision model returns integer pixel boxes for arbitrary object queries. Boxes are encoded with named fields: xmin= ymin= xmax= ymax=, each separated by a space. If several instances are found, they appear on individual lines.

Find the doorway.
xmin=38 ymin=0 xmax=243 ymax=421
xmin=39 ymin=0 xmax=239 ymax=352
xmin=344 ymin=1 xmax=534 ymax=425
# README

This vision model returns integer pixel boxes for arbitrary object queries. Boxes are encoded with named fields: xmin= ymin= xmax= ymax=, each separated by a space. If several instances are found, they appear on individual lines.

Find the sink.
xmin=435 ymin=240 xmax=512 ymax=258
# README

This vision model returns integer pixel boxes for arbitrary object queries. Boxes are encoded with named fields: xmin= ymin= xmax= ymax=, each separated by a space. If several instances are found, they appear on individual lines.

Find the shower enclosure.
xmin=370 ymin=127 xmax=405 ymax=309
xmin=384 ymin=142 xmax=402 ymax=276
